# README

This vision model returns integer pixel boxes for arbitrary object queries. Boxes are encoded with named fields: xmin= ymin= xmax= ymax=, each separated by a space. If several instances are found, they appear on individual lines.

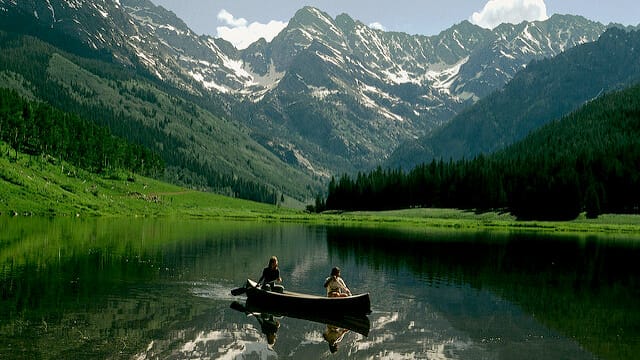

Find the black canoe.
xmin=233 ymin=279 xmax=371 ymax=316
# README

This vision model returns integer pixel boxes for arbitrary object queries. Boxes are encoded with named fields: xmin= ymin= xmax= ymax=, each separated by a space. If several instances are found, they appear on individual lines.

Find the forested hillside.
xmin=0 ymin=31 xmax=319 ymax=204
xmin=0 ymin=88 xmax=163 ymax=176
xmin=322 ymin=83 xmax=640 ymax=220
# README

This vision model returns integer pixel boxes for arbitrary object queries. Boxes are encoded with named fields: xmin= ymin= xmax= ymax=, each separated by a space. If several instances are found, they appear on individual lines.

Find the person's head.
xmin=331 ymin=267 xmax=341 ymax=277
xmin=268 ymin=256 xmax=279 ymax=269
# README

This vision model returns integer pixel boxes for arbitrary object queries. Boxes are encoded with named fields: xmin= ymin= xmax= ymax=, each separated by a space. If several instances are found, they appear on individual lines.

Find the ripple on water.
xmin=187 ymin=280 xmax=240 ymax=301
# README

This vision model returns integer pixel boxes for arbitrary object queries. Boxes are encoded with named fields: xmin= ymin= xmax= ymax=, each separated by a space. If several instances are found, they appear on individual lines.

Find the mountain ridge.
xmin=387 ymin=27 xmax=640 ymax=169
xmin=0 ymin=0 xmax=624 ymax=200
xmin=234 ymin=10 xmax=607 ymax=174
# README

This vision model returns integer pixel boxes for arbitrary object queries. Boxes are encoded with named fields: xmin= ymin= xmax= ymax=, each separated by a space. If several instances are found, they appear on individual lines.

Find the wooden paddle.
xmin=230 ymin=301 xmax=249 ymax=312
xmin=231 ymin=286 xmax=247 ymax=296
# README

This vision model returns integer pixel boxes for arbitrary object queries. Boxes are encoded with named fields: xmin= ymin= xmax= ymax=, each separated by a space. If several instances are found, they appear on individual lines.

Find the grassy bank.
xmin=0 ymin=142 xmax=294 ymax=218
xmin=1 ymin=144 xmax=639 ymax=234
xmin=333 ymin=208 xmax=640 ymax=235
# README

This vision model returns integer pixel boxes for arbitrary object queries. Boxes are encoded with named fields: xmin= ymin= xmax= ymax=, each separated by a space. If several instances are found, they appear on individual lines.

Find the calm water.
xmin=0 ymin=217 xmax=639 ymax=359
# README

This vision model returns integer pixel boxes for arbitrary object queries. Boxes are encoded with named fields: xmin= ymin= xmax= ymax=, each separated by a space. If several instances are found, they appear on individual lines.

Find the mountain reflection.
xmin=136 ymin=325 xmax=277 ymax=359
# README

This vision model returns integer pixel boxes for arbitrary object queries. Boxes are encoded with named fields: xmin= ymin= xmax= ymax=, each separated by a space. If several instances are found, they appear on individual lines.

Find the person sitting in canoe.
xmin=324 ymin=267 xmax=352 ymax=297
xmin=257 ymin=256 xmax=283 ymax=292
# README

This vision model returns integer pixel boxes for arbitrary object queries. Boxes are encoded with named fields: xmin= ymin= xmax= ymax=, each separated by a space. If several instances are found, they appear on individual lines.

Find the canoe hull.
xmin=243 ymin=279 xmax=371 ymax=315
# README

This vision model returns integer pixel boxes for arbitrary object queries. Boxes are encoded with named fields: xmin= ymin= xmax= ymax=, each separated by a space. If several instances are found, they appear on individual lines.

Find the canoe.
xmin=234 ymin=279 xmax=371 ymax=316
xmin=230 ymin=301 xmax=371 ymax=336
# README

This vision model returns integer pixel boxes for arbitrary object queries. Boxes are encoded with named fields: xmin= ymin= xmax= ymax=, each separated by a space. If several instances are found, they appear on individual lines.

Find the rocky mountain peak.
xmin=334 ymin=13 xmax=358 ymax=33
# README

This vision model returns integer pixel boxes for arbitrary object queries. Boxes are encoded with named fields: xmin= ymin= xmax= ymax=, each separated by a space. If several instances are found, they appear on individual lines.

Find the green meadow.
xmin=1 ymin=142 xmax=640 ymax=235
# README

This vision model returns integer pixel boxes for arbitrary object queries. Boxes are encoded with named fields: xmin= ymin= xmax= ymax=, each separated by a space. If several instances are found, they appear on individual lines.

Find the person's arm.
xmin=339 ymin=278 xmax=352 ymax=296
xmin=324 ymin=276 xmax=332 ymax=288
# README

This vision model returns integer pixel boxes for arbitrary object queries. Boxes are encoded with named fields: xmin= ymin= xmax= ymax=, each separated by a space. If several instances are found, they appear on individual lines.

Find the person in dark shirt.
xmin=257 ymin=256 xmax=283 ymax=292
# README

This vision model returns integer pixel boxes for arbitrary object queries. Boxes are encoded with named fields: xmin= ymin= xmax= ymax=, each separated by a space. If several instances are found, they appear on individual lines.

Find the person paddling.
xmin=324 ymin=266 xmax=352 ymax=297
xmin=257 ymin=256 xmax=283 ymax=292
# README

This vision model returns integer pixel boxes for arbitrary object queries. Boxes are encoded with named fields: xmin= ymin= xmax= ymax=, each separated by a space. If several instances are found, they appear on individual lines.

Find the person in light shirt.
xmin=323 ymin=266 xmax=352 ymax=297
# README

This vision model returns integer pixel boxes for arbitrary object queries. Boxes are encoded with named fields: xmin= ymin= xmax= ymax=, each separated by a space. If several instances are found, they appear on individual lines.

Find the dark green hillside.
xmin=324 ymin=83 xmax=640 ymax=220
xmin=0 ymin=31 xmax=319 ymax=204
xmin=389 ymin=27 xmax=640 ymax=170
xmin=0 ymin=88 xmax=163 ymax=176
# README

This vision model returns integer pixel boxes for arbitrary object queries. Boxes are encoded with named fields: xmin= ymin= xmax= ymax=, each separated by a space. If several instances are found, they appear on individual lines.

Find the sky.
xmin=151 ymin=0 xmax=640 ymax=49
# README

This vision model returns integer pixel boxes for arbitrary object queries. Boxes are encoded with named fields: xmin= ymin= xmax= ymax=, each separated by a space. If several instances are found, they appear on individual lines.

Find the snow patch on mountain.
xmin=307 ymin=7 xmax=344 ymax=37
xmin=358 ymin=83 xmax=404 ymax=122
xmin=361 ymin=82 xmax=401 ymax=104
xmin=354 ymin=27 xmax=393 ymax=64
xmin=382 ymin=67 xmax=418 ymax=85
xmin=250 ymin=62 xmax=284 ymax=87
xmin=309 ymin=85 xmax=337 ymax=100
xmin=45 ymin=0 xmax=55 ymax=26
xmin=315 ymin=50 xmax=344 ymax=67
xmin=427 ymin=57 xmax=469 ymax=94
xmin=189 ymin=71 xmax=227 ymax=93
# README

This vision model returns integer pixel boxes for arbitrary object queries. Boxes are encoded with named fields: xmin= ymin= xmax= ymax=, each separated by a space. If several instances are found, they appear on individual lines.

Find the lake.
xmin=0 ymin=217 xmax=639 ymax=359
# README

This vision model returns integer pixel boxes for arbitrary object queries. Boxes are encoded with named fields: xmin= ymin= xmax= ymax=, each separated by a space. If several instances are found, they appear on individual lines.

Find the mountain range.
xmin=0 ymin=0 xmax=637 ymax=202
xmin=389 ymin=27 xmax=640 ymax=169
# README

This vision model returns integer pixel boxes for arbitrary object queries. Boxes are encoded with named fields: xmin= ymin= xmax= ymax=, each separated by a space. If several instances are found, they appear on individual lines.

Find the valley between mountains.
xmin=0 ymin=0 xmax=639 ymax=209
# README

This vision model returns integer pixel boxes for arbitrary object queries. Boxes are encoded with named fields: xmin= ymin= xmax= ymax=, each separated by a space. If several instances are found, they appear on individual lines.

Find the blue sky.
xmin=151 ymin=0 xmax=640 ymax=49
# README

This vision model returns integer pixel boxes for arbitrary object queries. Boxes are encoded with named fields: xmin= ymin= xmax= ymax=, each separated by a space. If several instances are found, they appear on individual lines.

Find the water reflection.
xmin=323 ymin=324 xmax=349 ymax=353
xmin=325 ymin=226 xmax=640 ymax=360
xmin=231 ymin=302 xmax=281 ymax=347
xmin=0 ymin=218 xmax=639 ymax=359
xmin=230 ymin=298 xmax=370 ymax=354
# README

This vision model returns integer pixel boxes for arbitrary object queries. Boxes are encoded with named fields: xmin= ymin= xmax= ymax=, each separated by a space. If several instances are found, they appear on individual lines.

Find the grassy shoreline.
xmin=1 ymin=147 xmax=640 ymax=235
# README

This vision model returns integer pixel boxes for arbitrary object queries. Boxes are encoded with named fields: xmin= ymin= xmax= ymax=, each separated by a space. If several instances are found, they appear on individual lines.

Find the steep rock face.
xmin=121 ymin=0 xmax=258 ymax=95
xmin=0 ymin=1 xmax=608 ymax=178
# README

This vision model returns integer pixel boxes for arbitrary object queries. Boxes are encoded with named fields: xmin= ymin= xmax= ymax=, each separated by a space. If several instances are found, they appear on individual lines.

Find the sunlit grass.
xmin=1 ymin=141 xmax=639 ymax=235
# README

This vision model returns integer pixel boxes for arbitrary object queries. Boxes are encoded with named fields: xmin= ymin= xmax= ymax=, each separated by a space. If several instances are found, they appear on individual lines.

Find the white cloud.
xmin=470 ymin=0 xmax=549 ymax=29
xmin=369 ymin=22 xmax=386 ymax=31
xmin=217 ymin=9 xmax=247 ymax=28
xmin=216 ymin=9 xmax=287 ymax=50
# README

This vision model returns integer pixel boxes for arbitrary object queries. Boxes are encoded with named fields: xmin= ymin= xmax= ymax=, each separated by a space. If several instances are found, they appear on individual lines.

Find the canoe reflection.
xmin=230 ymin=300 xmax=370 ymax=338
